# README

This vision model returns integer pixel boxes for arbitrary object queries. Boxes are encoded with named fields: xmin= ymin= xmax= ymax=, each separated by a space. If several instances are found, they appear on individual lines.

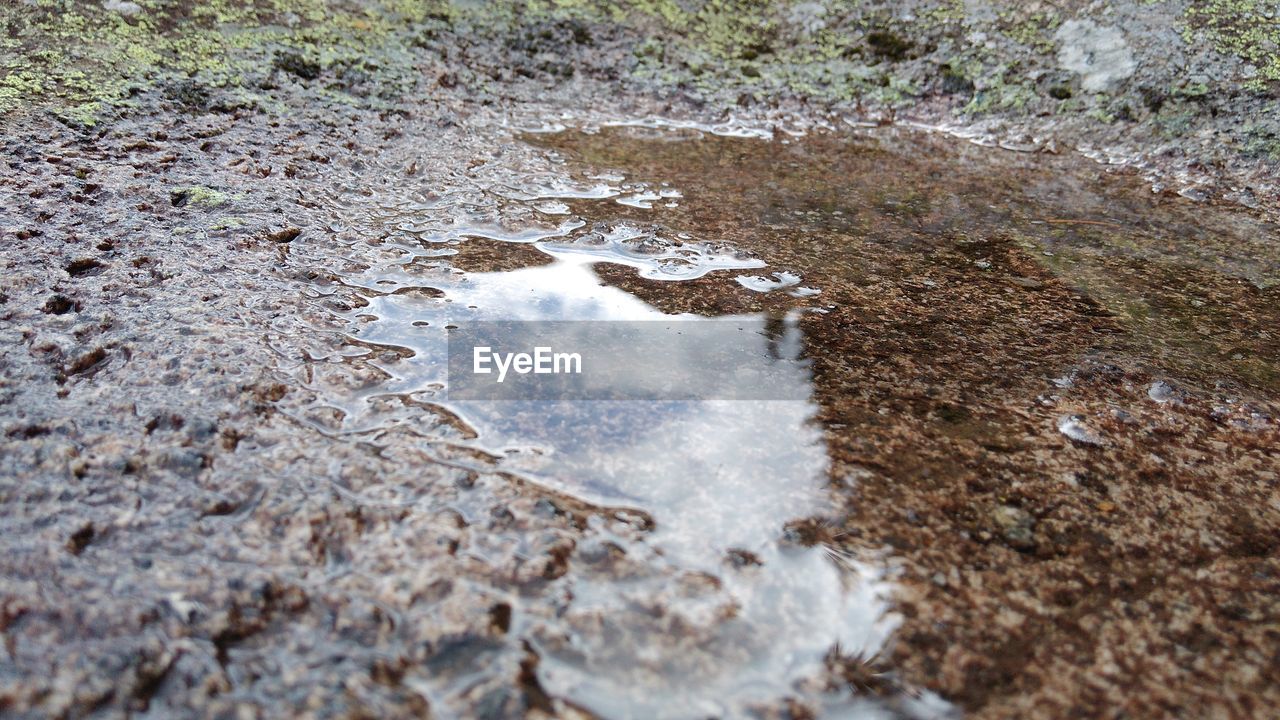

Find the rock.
xmin=65 ymin=347 xmax=107 ymax=376
xmin=42 ymin=294 xmax=76 ymax=314
xmin=65 ymin=258 xmax=104 ymax=277
xmin=66 ymin=522 xmax=95 ymax=555
xmin=104 ymin=0 xmax=142 ymax=16
xmin=264 ymin=227 xmax=301 ymax=243
xmin=991 ymin=505 xmax=1036 ymax=551
xmin=160 ymin=448 xmax=206 ymax=476
xmin=274 ymin=51 xmax=321 ymax=80
xmin=1054 ymin=20 xmax=1136 ymax=93
xmin=1148 ymin=380 xmax=1178 ymax=404
xmin=186 ymin=417 xmax=218 ymax=441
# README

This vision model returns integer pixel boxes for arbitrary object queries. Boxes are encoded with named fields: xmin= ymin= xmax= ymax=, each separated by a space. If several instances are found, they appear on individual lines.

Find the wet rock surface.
xmin=1 ymin=3 xmax=1279 ymax=719
xmin=4 ymin=1 xmax=1280 ymax=205
xmin=530 ymin=126 xmax=1279 ymax=718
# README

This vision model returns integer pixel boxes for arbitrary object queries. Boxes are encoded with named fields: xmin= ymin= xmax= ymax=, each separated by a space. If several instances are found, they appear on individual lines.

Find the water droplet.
xmin=1057 ymin=414 xmax=1104 ymax=446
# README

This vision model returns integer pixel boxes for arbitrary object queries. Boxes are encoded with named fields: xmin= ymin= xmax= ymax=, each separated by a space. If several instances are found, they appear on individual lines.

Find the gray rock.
xmin=160 ymin=448 xmax=206 ymax=476
xmin=104 ymin=0 xmax=142 ymax=17
xmin=1055 ymin=20 xmax=1136 ymax=92
xmin=1148 ymin=381 xmax=1178 ymax=404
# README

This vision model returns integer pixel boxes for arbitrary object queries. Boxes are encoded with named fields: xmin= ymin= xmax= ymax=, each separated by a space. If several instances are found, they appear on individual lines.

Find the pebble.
xmin=991 ymin=505 xmax=1036 ymax=550
xmin=1148 ymin=381 xmax=1178 ymax=404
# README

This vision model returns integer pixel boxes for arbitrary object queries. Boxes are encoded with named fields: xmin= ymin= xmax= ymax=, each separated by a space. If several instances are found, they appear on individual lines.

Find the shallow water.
xmin=317 ymin=198 xmax=911 ymax=717
xmin=300 ymin=122 xmax=1278 ymax=717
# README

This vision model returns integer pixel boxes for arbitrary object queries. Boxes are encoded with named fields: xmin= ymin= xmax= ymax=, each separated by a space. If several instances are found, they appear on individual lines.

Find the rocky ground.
xmin=3 ymin=0 xmax=1279 ymax=205
xmin=1 ymin=1 xmax=1278 ymax=719
xmin=542 ymin=126 xmax=1280 ymax=719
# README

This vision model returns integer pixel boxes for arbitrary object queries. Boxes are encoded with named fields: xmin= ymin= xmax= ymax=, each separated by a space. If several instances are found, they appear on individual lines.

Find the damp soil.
xmin=1 ymin=98 xmax=1277 ymax=720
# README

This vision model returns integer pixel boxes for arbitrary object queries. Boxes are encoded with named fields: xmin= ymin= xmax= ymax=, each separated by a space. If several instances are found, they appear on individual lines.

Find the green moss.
xmin=1183 ymin=0 xmax=1280 ymax=90
xmin=963 ymin=70 xmax=1036 ymax=115
xmin=0 ymin=0 xmax=1042 ymax=122
xmin=690 ymin=0 xmax=776 ymax=63
xmin=0 ymin=0 xmax=454 ymax=121
xmin=919 ymin=1 xmax=966 ymax=25
xmin=1155 ymin=105 xmax=1196 ymax=139
xmin=171 ymin=186 xmax=231 ymax=208
xmin=1085 ymin=106 xmax=1116 ymax=124
xmin=211 ymin=216 xmax=247 ymax=230
xmin=872 ymin=75 xmax=921 ymax=107
xmin=1173 ymin=80 xmax=1210 ymax=98
xmin=0 ymin=68 xmax=45 ymax=113
xmin=998 ymin=10 xmax=1060 ymax=54
xmin=1242 ymin=124 xmax=1280 ymax=162
xmin=2 ymin=0 xmax=1262 ymax=151
xmin=53 ymin=102 xmax=106 ymax=128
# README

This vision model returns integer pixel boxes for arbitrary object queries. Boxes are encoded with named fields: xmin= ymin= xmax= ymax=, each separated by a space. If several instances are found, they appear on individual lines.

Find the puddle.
xmin=296 ymin=122 xmax=1278 ymax=717
xmin=312 ymin=220 xmax=915 ymax=716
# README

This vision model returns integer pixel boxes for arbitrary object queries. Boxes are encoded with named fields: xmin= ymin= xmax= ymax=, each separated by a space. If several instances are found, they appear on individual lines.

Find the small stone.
xmin=274 ymin=51 xmax=321 ymax=80
xmin=66 ymin=522 xmax=95 ymax=555
xmin=186 ymin=417 xmax=218 ymax=441
xmin=1148 ymin=381 xmax=1178 ymax=404
xmin=160 ymin=448 xmax=206 ymax=476
xmin=265 ymin=227 xmax=302 ymax=243
xmin=65 ymin=258 xmax=104 ymax=277
xmin=991 ymin=505 xmax=1035 ymax=551
xmin=1111 ymin=408 xmax=1137 ymax=424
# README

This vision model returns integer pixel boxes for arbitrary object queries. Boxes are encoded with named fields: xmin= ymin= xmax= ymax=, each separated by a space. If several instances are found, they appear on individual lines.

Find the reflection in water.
xmin=287 ymin=119 xmax=1279 ymax=719
xmin=334 ymin=232 xmax=924 ymax=716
